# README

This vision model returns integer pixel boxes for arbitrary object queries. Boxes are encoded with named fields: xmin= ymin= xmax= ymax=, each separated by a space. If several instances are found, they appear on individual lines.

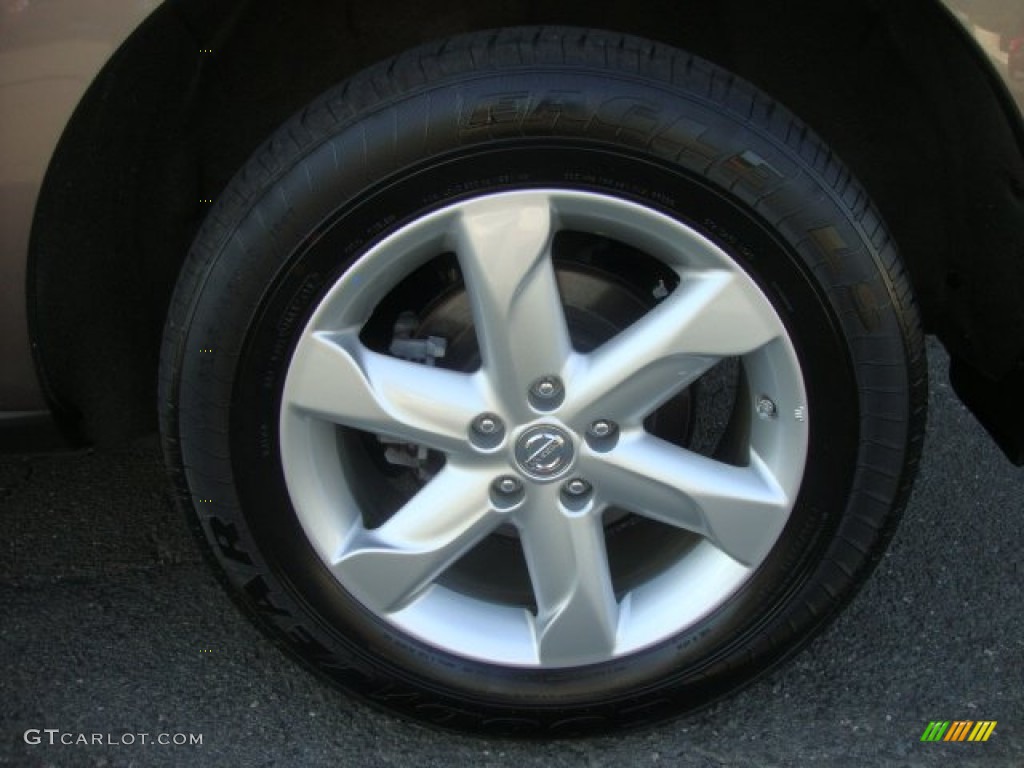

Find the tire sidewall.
xmin=169 ymin=60 xmax=912 ymax=728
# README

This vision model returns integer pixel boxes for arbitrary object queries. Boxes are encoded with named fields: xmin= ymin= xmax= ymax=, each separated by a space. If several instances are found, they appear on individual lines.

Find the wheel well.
xmin=29 ymin=0 xmax=1024 ymax=444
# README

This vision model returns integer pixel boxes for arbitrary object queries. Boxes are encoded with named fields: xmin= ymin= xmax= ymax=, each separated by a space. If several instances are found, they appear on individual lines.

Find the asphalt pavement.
xmin=1 ymin=338 xmax=1021 ymax=767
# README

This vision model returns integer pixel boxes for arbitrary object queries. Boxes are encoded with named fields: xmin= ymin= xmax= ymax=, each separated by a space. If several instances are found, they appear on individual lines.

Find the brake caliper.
xmin=378 ymin=311 xmax=448 ymax=479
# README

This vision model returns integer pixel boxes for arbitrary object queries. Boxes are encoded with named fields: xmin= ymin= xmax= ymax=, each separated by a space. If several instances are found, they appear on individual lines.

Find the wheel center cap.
xmin=515 ymin=425 xmax=575 ymax=480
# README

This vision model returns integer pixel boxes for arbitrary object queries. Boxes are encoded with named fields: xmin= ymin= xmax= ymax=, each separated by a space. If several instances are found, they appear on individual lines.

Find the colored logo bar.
xmin=920 ymin=721 xmax=997 ymax=742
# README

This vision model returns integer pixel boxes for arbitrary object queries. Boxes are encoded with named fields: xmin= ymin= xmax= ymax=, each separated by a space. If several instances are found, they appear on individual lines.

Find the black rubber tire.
xmin=159 ymin=27 xmax=926 ymax=735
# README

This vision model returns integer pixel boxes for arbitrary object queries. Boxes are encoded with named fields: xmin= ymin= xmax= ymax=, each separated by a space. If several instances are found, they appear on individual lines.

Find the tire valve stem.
xmin=756 ymin=396 xmax=778 ymax=420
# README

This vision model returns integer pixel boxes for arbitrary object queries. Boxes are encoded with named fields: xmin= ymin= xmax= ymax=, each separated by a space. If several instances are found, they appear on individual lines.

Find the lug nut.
xmin=756 ymin=396 xmax=777 ymax=420
xmin=494 ymin=476 xmax=522 ymax=495
xmin=531 ymin=376 xmax=562 ymax=400
xmin=473 ymin=414 xmax=501 ymax=435
xmin=584 ymin=419 xmax=619 ymax=453
xmin=564 ymin=478 xmax=591 ymax=496
xmin=470 ymin=413 xmax=505 ymax=449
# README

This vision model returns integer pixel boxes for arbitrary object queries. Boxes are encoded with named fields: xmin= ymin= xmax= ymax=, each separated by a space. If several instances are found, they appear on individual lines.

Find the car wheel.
xmin=159 ymin=27 xmax=925 ymax=734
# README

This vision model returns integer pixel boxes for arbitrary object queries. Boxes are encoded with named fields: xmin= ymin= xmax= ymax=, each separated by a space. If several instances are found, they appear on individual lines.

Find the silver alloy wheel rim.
xmin=279 ymin=190 xmax=809 ymax=668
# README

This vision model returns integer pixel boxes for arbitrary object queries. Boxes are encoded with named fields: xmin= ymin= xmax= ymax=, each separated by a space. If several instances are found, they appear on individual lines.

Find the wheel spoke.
xmin=517 ymin=486 xmax=619 ymax=665
xmin=284 ymin=330 xmax=488 ymax=452
xmin=454 ymin=194 xmax=573 ymax=414
xmin=590 ymin=433 xmax=791 ymax=566
xmin=331 ymin=466 xmax=500 ymax=612
xmin=563 ymin=271 xmax=780 ymax=424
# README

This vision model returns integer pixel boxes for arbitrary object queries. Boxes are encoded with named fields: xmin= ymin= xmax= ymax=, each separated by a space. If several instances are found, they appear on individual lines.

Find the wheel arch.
xmin=27 ymin=0 xmax=1024 ymax=457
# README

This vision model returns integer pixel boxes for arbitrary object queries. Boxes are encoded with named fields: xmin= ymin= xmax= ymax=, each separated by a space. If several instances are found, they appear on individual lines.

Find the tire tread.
xmin=159 ymin=26 xmax=926 ymax=737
